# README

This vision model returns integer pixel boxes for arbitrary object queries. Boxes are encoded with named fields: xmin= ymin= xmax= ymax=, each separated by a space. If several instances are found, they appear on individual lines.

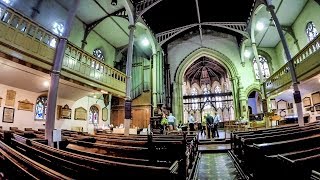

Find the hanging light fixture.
xmin=111 ymin=0 xmax=117 ymax=6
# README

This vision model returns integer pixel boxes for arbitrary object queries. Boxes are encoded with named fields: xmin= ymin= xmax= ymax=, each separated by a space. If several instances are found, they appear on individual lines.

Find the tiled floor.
xmin=198 ymin=129 xmax=231 ymax=140
xmin=197 ymin=153 xmax=240 ymax=180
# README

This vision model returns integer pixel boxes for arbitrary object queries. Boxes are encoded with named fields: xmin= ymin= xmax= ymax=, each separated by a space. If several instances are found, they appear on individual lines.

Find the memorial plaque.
xmin=60 ymin=104 xmax=71 ymax=119
xmin=18 ymin=99 xmax=34 ymax=111
xmin=74 ymin=107 xmax=87 ymax=120
xmin=102 ymin=107 xmax=108 ymax=121
xmin=303 ymin=97 xmax=311 ymax=107
xmin=312 ymin=92 xmax=320 ymax=105
xmin=5 ymin=90 xmax=16 ymax=107
xmin=2 ymin=107 xmax=14 ymax=123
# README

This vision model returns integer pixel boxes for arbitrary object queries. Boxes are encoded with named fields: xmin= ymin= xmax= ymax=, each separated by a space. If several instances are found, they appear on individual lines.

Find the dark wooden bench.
xmin=10 ymin=134 xmax=181 ymax=179
xmin=0 ymin=140 xmax=71 ymax=179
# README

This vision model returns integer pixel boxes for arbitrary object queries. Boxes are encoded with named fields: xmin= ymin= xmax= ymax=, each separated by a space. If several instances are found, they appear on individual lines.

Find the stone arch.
xmin=244 ymin=83 xmax=261 ymax=98
xmin=173 ymin=47 xmax=240 ymax=122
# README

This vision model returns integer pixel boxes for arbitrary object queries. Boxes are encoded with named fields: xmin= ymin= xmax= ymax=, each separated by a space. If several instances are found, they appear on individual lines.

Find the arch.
xmin=157 ymin=23 xmax=249 ymax=46
xmin=136 ymin=21 xmax=157 ymax=54
xmin=244 ymin=83 xmax=261 ymax=98
xmin=174 ymin=47 xmax=239 ymax=123
xmin=89 ymin=104 xmax=100 ymax=124
xmin=250 ymin=3 xmax=267 ymax=44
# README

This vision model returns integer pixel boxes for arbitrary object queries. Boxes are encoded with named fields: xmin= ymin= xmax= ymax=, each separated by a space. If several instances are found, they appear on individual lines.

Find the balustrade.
xmin=0 ymin=4 xmax=126 ymax=95
xmin=264 ymin=34 xmax=320 ymax=94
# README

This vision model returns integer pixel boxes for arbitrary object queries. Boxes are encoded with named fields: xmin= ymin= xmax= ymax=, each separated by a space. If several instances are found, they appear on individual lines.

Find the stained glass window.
xmin=35 ymin=96 xmax=47 ymax=120
xmin=306 ymin=21 xmax=318 ymax=42
xmin=191 ymin=88 xmax=198 ymax=110
xmin=93 ymin=48 xmax=105 ymax=61
xmin=89 ymin=105 xmax=99 ymax=124
xmin=52 ymin=22 xmax=64 ymax=36
xmin=253 ymin=55 xmax=270 ymax=80
xmin=215 ymin=86 xmax=222 ymax=109
xmin=203 ymin=87 xmax=211 ymax=109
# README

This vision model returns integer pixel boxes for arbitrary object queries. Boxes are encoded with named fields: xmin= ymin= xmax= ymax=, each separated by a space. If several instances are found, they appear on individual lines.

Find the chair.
xmin=271 ymin=115 xmax=281 ymax=127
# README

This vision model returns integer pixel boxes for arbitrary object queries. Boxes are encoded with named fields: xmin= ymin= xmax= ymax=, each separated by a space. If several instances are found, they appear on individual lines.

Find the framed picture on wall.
xmin=312 ymin=92 xmax=320 ymax=105
xmin=303 ymin=97 xmax=312 ymax=107
xmin=2 ymin=107 xmax=14 ymax=123
xmin=277 ymin=99 xmax=287 ymax=110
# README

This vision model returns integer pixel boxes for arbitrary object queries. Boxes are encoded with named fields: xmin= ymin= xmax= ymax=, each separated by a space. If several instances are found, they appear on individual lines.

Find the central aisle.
xmin=197 ymin=153 xmax=239 ymax=180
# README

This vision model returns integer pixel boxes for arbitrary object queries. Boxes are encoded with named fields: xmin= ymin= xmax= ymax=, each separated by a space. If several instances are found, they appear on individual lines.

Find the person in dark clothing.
xmin=205 ymin=113 xmax=215 ymax=139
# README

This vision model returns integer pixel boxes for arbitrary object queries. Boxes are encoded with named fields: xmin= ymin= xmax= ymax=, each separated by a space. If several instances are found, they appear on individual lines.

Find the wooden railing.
xmin=0 ymin=4 xmax=57 ymax=65
xmin=63 ymin=42 xmax=126 ymax=93
xmin=0 ymin=4 xmax=126 ymax=95
xmin=264 ymin=34 xmax=320 ymax=94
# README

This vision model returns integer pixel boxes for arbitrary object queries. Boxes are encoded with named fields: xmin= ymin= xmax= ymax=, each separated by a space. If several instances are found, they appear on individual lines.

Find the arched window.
xmin=253 ymin=55 xmax=270 ymax=80
xmin=215 ymin=86 xmax=222 ymax=109
xmin=306 ymin=21 xmax=318 ymax=42
xmin=93 ymin=48 xmax=105 ymax=61
xmin=35 ymin=95 xmax=48 ymax=120
xmin=191 ymin=88 xmax=198 ymax=110
xmin=89 ymin=105 xmax=99 ymax=124
xmin=203 ymin=87 xmax=211 ymax=109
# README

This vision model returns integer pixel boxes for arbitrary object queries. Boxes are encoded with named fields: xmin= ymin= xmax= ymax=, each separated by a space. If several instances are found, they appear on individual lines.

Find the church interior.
xmin=0 ymin=0 xmax=320 ymax=179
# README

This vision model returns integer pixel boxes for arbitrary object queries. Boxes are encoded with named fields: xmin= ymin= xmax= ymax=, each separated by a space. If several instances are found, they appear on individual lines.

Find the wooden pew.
xmin=251 ymin=134 xmax=320 ymax=179
xmin=0 ymin=140 xmax=71 ymax=179
xmin=10 ymin=134 xmax=181 ymax=179
xmin=312 ymin=170 xmax=320 ymax=180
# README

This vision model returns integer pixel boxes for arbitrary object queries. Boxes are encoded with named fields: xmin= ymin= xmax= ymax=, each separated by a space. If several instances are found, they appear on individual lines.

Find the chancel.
xmin=0 ymin=0 xmax=319 ymax=179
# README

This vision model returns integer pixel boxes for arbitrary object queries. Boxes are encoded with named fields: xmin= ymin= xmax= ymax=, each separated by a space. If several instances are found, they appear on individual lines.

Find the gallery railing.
xmin=0 ymin=4 xmax=126 ymax=94
xmin=63 ymin=42 xmax=126 ymax=93
xmin=264 ymin=34 xmax=320 ymax=95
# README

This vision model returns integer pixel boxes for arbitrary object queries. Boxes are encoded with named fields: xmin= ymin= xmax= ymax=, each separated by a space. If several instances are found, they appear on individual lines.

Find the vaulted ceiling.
xmin=184 ymin=57 xmax=227 ymax=85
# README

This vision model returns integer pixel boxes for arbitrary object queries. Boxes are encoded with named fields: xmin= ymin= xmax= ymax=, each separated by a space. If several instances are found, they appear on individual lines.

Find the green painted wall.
xmin=68 ymin=18 xmax=116 ymax=67
xmin=273 ymin=0 xmax=320 ymax=69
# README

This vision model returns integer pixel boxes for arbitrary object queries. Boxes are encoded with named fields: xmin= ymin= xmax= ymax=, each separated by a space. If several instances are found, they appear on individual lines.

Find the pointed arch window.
xmin=203 ymin=87 xmax=211 ymax=109
xmin=306 ymin=21 xmax=318 ymax=42
xmin=215 ymin=86 xmax=222 ymax=109
xmin=89 ymin=105 xmax=99 ymax=124
xmin=191 ymin=88 xmax=198 ymax=110
xmin=253 ymin=55 xmax=270 ymax=80
xmin=35 ymin=95 xmax=48 ymax=120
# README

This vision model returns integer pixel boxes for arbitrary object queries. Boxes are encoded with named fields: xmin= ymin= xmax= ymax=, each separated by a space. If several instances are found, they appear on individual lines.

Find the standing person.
xmin=188 ymin=113 xmax=196 ymax=133
xmin=213 ymin=112 xmax=220 ymax=138
xmin=206 ymin=113 xmax=214 ymax=139
xmin=167 ymin=113 xmax=176 ymax=130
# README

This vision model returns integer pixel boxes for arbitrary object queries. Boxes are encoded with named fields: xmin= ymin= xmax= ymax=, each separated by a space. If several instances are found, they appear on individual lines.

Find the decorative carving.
xmin=18 ymin=99 xmax=34 ymax=112
xmin=74 ymin=107 xmax=87 ymax=121
xmin=5 ymin=90 xmax=16 ymax=107
xmin=102 ymin=107 xmax=108 ymax=121
xmin=60 ymin=104 xmax=71 ymax=119
xmin=2 ymin=107 xmax=14 ymax=123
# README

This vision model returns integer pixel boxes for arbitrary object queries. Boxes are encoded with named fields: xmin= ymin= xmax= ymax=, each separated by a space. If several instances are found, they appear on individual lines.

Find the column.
xmin=152 ymin=53 xmax=157 ymax=111
xmin=251 ymin=43 xmax=267 ymax=113
xmin=264 ymin=0 xmax=304 ymax=126
xmin=45 ymin=0 xmax=79 ymax=147
xmin=124 ymin=24 xmax=136 ymax=136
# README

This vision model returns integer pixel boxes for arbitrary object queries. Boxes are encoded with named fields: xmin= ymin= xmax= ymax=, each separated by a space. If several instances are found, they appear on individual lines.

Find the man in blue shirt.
xmin=167 ymin=113 xmax=176 ymax=130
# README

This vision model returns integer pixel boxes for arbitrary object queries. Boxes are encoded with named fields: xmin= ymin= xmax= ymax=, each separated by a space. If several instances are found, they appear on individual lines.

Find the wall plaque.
xmin=0 ymin=97 xmax=2 ymax=106
xmin=312 ymin=92 xmax=320 ymax=105
xmin=60 ymin=104 xmax=71 ymax=119
xmin=303 ymin=97 xmax=311 ymax=107
xmin=102 ymin=107 xmax=108 ymax=121
xmin=5 ymin=90 xmax=16 ymax=107
xmin=74 ymin=107 xmax=87 ymax=120
xmin=2 ymin=107 xmax=14 ymax=123
xmin=18 ymin=99 xmax=34 ymax=111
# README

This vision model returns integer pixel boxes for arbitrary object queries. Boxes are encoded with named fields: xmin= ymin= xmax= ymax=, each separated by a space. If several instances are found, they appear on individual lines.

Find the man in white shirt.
xmin=167 ymin=113 xmax=176 ymax=129
xmin=188 ymin=113 xmax=196 ymax=133
xmin=213 ymin=112 xmax=220 ymax=138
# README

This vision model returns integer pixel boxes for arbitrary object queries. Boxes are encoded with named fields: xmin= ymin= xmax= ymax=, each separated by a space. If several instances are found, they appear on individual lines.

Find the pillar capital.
xmin=128 ymin=24 xmax=136 ymax=30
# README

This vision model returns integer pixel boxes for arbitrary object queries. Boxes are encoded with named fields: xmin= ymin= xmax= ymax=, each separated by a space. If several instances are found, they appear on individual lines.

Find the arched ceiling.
xmin=184 ymin=57 xmax=227 ymax=85
xmin=135 ymin=0 xmax=255 ymax=43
